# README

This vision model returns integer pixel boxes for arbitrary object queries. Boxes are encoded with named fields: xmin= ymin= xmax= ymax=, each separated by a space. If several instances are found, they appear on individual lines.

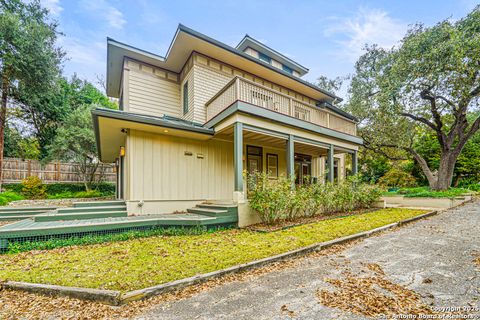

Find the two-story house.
xmin=92 ymin=24 xmax=363 ymax=226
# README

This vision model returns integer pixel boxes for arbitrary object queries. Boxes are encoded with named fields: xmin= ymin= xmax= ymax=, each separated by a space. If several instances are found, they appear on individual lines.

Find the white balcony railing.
xmin=205 ymin=77 xmax=357 ymax=136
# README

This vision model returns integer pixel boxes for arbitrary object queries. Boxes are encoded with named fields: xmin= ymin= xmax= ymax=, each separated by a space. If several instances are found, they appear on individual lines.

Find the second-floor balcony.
xmin=205 ymin=76 xmax=357 ymax=136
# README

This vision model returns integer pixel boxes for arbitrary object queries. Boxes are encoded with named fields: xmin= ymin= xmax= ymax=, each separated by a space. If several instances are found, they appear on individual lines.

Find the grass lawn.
xmin=383 ymin=186 xmax=472 ymax=198
xmin=0 ymin=208 xmax=428 ymax=292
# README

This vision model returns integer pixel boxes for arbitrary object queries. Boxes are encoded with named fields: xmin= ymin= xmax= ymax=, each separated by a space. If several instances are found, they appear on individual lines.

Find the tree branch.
xmin=400 ymin=112 xmax=437 ymax=131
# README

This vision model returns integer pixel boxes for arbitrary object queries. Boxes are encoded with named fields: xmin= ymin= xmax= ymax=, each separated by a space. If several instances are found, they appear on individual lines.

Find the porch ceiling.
xmin=214 ymin=126 xmax=341 ymax=157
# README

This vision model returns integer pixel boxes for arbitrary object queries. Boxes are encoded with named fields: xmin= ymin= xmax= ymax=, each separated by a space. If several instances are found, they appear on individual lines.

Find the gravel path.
xmin=140 ymin=201 xmax=480 ymax=320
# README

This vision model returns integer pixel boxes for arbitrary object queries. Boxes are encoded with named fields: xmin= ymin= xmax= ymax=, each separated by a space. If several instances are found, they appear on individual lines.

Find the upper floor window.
xmin=282 ymin=65 xmax=293 ymax=74
xmin=183 ymin=81 xmax=189 ymax=115
xmin=258 ymin=52 xmax=271 ymax=64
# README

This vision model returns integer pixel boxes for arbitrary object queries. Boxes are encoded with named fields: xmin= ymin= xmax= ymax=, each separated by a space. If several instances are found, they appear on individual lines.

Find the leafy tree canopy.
xmin=347 ymin=6 xmax=480 ymax=190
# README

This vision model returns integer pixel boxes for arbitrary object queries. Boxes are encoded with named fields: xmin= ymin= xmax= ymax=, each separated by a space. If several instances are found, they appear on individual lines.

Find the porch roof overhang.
xmin=92 ymin=108 xmax=214 ymax=162
xmin=205 ymin=101 xmax=364 ymax=146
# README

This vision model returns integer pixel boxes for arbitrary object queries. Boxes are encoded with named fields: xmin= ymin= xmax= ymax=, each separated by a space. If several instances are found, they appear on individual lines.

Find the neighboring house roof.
xmin=106 ymin=24 xmax=357 ymax=121
xmin=236 ymin=35 xmax=309 ymax=76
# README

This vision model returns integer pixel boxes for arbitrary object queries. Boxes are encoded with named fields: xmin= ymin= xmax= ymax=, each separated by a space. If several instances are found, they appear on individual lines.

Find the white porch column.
xmin=286 ymin=134 xmax=295 ymax=180
xmin=233 ymin=122 xmax=244 ymax=202
xmin=352 ymin=150 xmax=358 ymax=175
xmin=327 ymin=144 xmax=334 ymax=183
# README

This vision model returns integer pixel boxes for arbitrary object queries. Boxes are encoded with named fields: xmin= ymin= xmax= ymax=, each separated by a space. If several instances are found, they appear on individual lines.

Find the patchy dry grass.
xmin=0 ymin=243 xmax=353 ymax=319
xmin=0 ymin=208 xmax=428 ymax=292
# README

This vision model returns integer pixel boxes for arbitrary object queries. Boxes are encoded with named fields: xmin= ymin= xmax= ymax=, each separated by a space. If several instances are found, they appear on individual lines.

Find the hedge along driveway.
xmin=0 ymin=208 xmax=427 ymax=292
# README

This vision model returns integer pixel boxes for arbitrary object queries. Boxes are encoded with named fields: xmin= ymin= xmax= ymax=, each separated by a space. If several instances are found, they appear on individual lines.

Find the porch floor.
xmin=0 ymin=213 xmax=233 ymax=236
xmin=0 ymin=201 xmax=238 ymax=250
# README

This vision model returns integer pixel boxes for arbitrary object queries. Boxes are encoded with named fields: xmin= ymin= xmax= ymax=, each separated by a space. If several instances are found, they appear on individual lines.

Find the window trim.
xmin=282 ymin=64 xmax=294 ymax=74
xmin=258 ymin=52 xmax=272 ymax=64
xmin=183 ymin=81 xmax=189 ymax=115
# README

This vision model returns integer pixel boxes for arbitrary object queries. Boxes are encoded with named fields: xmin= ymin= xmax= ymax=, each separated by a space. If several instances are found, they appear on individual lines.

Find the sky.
xmin=42 ymin=0 xmax=477 ymax=99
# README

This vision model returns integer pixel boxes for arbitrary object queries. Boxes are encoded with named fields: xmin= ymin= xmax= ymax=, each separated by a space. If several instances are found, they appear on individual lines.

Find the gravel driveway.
xmin=140 ymin=201 xmax=480 ymax=319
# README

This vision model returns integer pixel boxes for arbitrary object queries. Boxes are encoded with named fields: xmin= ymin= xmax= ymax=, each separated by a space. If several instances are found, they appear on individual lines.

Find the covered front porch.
xmin=214 ymin=121 xmax=359 ymax=202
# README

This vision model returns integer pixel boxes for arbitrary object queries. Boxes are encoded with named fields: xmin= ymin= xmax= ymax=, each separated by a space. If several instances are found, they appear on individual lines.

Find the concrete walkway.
xmin=140 ymin=202 xmax=480 ymax=319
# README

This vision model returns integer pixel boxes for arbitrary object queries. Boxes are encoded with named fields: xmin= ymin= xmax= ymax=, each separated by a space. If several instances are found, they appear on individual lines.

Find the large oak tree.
xmin=348 ymin=6 xmax=480 ymax=190
xmin=0 ymin=0 xmax=63 ymax=187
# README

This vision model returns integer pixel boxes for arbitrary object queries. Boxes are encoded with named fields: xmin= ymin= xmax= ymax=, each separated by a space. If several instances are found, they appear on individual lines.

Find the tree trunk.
xmin=0 ymin=73 xmax=9 ymax=191
xmin=432 ymin=152 xmax=458 ymax=191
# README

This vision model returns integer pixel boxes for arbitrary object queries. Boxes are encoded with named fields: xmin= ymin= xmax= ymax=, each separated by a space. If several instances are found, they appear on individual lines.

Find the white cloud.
xmin=325 ymin=8 xmax=407 ymax=61
xmin=40 ymin=0 xmax=63 ymax=16
xmin=60 ymin=36 xmax=105 ymax=87
xmin=80 ymin=0 xmax=126 ymax=29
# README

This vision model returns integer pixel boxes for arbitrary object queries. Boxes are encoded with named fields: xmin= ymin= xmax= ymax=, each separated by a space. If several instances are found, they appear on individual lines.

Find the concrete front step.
xmin=0 ymin=215 xmax=35 ymax=221
xmin=187 ymin=207 xmax=229 ymax=217
xmin=0 ymin=206 xmax=56 ymax=213
xmin=73 ymin=201 xmax=126 ymax=208
xmin=56 ymin=206 xmax=127 ymax=214
xmin=34 ymin=211 xmax=128 ymax=222
xmin=0 ymin=209 xmax=53 ymax=216
xmin=198 ymin=203 xmax=237 ymax=208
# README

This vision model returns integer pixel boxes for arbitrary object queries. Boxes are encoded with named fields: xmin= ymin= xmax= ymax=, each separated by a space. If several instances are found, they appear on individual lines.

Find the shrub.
xmin=4 ymin=183 xmax=116 ymax=197
xmin=247 ymin=172 xmax=382 ymax=225
xmin=378 ymin=168 xmax=417 ymax=188
xmin=47 ymin=190 xmax=106 ymax=199
xmin=0 ymin=191 xmax=24 ymax=206
xmin=21 ymin=176 xmax=47 ymax=199
xmin=247 ymin=172 xmax=294 ymax=224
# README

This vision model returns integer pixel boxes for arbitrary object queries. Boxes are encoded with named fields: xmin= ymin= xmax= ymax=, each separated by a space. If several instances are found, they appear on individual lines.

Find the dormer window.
xmin=282 ymin=65 xmax=293 ymax=74
xmin=258 ymin=52 xmax=271 ymax=64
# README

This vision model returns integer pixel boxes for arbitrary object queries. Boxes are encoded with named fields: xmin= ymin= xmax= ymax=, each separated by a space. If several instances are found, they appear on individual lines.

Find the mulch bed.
xmin=247 ymin=208 xmax=380 ymax=232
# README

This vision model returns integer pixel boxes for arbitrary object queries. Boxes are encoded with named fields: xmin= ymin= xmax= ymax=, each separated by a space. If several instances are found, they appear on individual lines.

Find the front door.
xmin=295 ymin=153 xmax=312 ymax=184
xmin=246 ymin=145 xmax=263 ymax=175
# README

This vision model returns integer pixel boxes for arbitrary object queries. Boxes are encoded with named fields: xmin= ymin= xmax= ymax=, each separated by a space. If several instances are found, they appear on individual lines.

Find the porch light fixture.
xmin=163 ymin=129 xmax=169 ymax=133
xmin=120 ymin=146 xmax=125 ymax=157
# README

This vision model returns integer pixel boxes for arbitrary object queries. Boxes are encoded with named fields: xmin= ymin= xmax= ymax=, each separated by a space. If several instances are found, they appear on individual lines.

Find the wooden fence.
xmin=1 ymin=158 xmax=116 ymax=184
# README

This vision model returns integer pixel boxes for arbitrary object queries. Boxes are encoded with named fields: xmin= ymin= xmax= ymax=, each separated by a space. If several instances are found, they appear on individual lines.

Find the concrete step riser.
xmin=0 ymin=207 xmax=56 ymax=213
xmin=73 ymin=201 xmax=126 ymax=208
xmin=187 ymin=209 xmax=233 ymax=217
xmin=57 ymin=206 xmax=126 ymax=213
xmin=0 ymin=211 xmax=50 ymax=216
xmin=34 ymin=211 xmax=128 ymax=222
xmin=196 ymin=205 xmax=237 ymax=215
xmin=0 ymin=216 xmax=33 ymax=221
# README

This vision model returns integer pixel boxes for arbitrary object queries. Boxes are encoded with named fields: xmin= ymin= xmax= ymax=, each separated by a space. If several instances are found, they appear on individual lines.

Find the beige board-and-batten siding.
xmin=124 ymin=130 xmax=235 ymax=214
xmin=180 ymin=53 xmax=320 ymax=124
xmin=122 ymin=58 xmax=181 ymax=117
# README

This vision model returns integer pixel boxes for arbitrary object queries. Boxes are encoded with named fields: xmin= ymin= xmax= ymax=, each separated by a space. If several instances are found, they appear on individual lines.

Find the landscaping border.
xmin=0 ymin=210 xmax=440 ymax=306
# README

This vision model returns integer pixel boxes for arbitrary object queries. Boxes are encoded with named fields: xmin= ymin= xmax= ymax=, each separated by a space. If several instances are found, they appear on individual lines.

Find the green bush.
xmin=4 ymin=183 xmax=115 ymax=197
xmin=21 ymin=176 xmax=47 ymax=199
xmin=0 ymin=191 xmax=25 ymax=206
xmin=378 ymin=167 xmax=417 ymax=188
xmin=47 ymin=190 xmax=106 ymax=199
xmin=397 ymin=186 xmax=471 ymax=198
xmin=247 ymin=172 xmax=294 ymax=224
xmin=247 ymin=172 xmax=383 ymax=225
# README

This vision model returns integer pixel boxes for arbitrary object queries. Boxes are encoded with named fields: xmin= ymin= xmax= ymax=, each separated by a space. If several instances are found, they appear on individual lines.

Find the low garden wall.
xmin=382 ymin=195 xmax=472 ymax=208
